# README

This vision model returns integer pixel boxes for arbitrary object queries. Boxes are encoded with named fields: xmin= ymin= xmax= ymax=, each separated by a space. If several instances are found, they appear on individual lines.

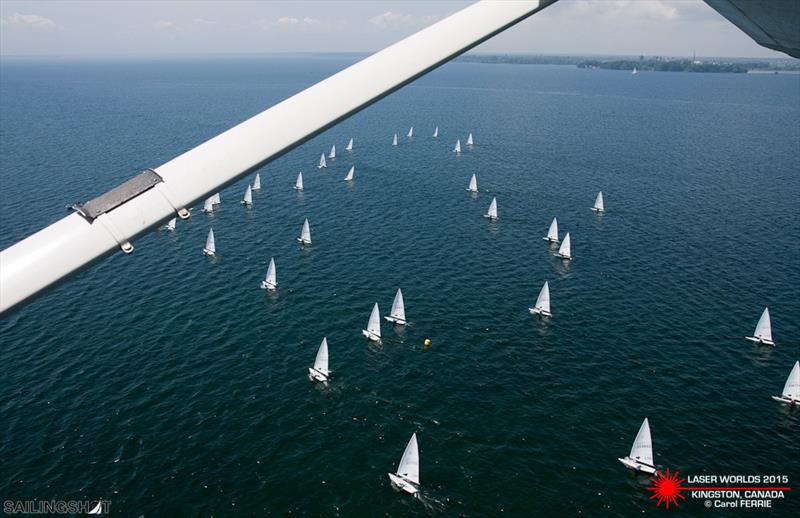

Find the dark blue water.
xmin=1 ymin=57 xmax=799 ymax=516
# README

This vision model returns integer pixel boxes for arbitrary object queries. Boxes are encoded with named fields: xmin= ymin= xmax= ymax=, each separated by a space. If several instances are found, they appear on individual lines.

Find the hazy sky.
xmin=0 ymin=0 xmax=789 ymax=58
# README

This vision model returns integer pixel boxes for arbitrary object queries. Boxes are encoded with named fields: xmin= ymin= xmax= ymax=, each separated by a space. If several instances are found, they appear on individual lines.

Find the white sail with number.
xmin=529 ymin=281 xmax=551 ymax=317
xmin=746 ymin=307 xmax=774 ymax=345
xmin=361 ymin=303 xmax=381 ymax=342
xmin=544 ymin=217 xmax=559 ymax=242
xmin=618 ymin=418 xmax=655 ymax=474
xmin=388 ymin=433 xmax=420 ymax=494
xmin=385 ymin=288 xmax=406 ymax=325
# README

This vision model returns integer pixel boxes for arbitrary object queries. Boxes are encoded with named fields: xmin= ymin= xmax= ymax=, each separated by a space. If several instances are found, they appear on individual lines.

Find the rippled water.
xmin=1 ymin=57 xmax=799 ymax=516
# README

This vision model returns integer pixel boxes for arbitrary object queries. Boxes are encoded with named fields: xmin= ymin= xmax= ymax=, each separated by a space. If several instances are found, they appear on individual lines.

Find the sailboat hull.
xmin=388 ymin=473 xmax=419 ymax=494
xmin=745 ymin=336 xmax=775 ymax=346
xmin=555 ymin=253 xmax=571 ymax=259
xmin=618 ymin=457 xmax=656 ymax=474
xmin=484 ymin=215 xmax=497 ymax=220
xmin=384 ymin=316 xmax=407 ymax=325
xmin=362 ymin=330 xmax=381 ymax=342
xmin=543 ymin=237 xmax=559 ymax=242
xmin=771 ymin=395 xmax=798 ymax=405
xmin=529 ymin=308 xmax=552 ymax=317
xmin=297 ymin=238 xmax=311 ymax=245
xmin=203 ymin=248 xmax=215 ymax=256
xmin=260 ymin=281 xmax=276 ymax=290
xmin=308 ymin=368 xmax=329 ymax=382
xmin=591 ymin=208 xmax=604 ymax=213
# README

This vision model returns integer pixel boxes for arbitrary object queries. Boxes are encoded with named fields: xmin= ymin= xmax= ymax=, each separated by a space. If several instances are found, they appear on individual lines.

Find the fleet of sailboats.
xmin=544 ymin=217 xmax=559 ymax=242
xmin=467 ymin=174 xmax=478 ymax=193
xmin=344 ymin=166 xmax=354 ymax=182
xmin=745 ymin=307 xmax=774 ymax=346
xmin=388 ymin=433 xmax=420 ymax=495
xmin=261 ymin=257 xmax=277 ymax=290
xmin=203 ymin=228 xmax=215 ymax=256
xmin=297 ymin=218 xmax=312 ymax=246
xmin=618 ymin=418 xmax=656 ymax=474
xmin=308 ymin=337 xmax=330 ymax=382
xmin=384 ymin=288 xmax=406 ymax=325
xmin=295 ymin=172 xmax=304 ymax=191
xmin=362 ymin=303 xmax=382 ymax=342
xmin=591 ymin=191 xmax=605 ymax=213
xmin=555 ymin=233 xmax=571 ymax=260
xmin=484 ymin=197 xmax=498 ymax=220
xmin=529 ymin=281 xmax=551 ymax=317
xmin=252 ymin=173 xmax=261 ymax=190
xmin=772 ymin=361 xmax=799 ymax=405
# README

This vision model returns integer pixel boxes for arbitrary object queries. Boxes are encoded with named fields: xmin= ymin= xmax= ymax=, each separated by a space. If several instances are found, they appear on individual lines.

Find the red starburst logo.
xmin=647 ymin=468 xmax=687 ymax=509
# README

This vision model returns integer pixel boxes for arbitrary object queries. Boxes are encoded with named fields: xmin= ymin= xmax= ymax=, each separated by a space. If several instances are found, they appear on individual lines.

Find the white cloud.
xmin=368 ymin=11 xmax=438 ymax=29
xmin=570 ymin=0 xmax=678 ymax=21
xmin=152 ymin=20 xmax=175 ymax=30
xmin=277 ymin=16 xmax=299 ymax=25
xmin=191 ymin=18 xmax=216 ymax=27
xmin=2 ymin=12 xmax=58 ymax=29
xmin=254 ymin=16 xmax=323 ymax=30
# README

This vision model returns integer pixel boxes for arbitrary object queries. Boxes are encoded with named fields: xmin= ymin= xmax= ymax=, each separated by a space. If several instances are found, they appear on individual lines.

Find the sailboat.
xmin=346 ymin=138 xmax=353 ymax=151
xmin=392 ymin=133 xmax=398 ymax=147
xmin=453 ymin=139 xmax=461 ymax=153
xmin=591 ymin=191 xmax=605 ymax=212
xmin=467 ymin=132 xmax=474 ymax=146
xmin=295 ymin=172 xmax=304 ymax=191
xmin=344 ymin=166 xmax=354 ymax=182
xmin=388 ymin=433 xmax=420 ymax=494
xmin=432 ymin=126 xmax=439 ymax=138
xmin=745 ymin=307 xmax=774 ymax=346
xmin=260 ymin=257 xmax=277 ymax=290
xmin=543 ymin=217 xmax=559 ymax=242
xmin=407 ymin=126 xmax=414 ymax=138
xmin=772 ymin=361 xmax=800 ymax=405
xmin=361 ymin=303 xmax=381 ymax=342
xmin=203 ymin=228 xmax=215 ymax=256
xmin=297 ymin=219 xmax=311 ymax=245
xmin=618 ymin=418 xmax=656 ymax=474
xmin=202 ymin=197 xmax=214 ymax=213
xmin=555 ymin=233 xmax=571 ymax=259
xmin=252 ymin=173 xmax=261 ymax=190
xmin=318 ymin=153 xmax=327 ymax=169
xmin=211 ymin=192 xmax=221 ymax=205
xmin=528 ymin=281 xmax=551 ymax=317
xmin=308 ymin=337 xmax=330 ymax=382
xmin=165 ymin=217 xmax=176 ymax=231
xmin=484 ymin=197 xmax=498 ymax=220
xmin=467 ymin=174 xmax=478 ymax=193
xmin=88 ymin=501 xmax=103 ymax=515
xmin=241 ymin=185 xmax=253 ymax=206
xmin=385 ymin=288 xmax=406 ymax=325
xmin=328 ymin=144 xmax=336 ymax=159
xmin=632 ymin=67 xmax=638 ymax=75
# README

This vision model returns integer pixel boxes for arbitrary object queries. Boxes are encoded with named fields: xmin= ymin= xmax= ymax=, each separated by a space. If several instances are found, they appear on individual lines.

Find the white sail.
xmin=253 ymin=173 xmax=261 ymax=190
xmin=453 ymin=139 xmax=461 ymax=153
xmin=344 ymin=166 xmax=354 ymax=181
xmin=262 ymin=257 xmax=276 ymax=289
xmin=629 ymin=418 xmax=654 ymax=467
xmin=433 ymin=126 xmax=439 ymax=138
xmin=202 ymin=197 xmax=214 ymax=213
xmin=165 ymin=217 xmax=176 ymax=231
xmin=363 ymin=303 xmax=381 ymax=341
xmin=203 ymin=228 xmax=215 ymax=255
xmin=467 ymin=132 xmax=474 ymax=146
xmin=407 ymin=126 xmax=413 ymax=138
xmin=298 ymin=218 xmax=311 ymax=244
xmin=314 ymin=337 xmax=329 ymax=375
xmin=396 ymin=433 xmax=420 ymax=485
xmin=545 ymin=217 xmax=559 ymax=242
xmin=211 ymin=192 xmax=221 ymax=205
xmin=467 ymin=174 xmax=478 ymax=193
xmin=781 ymin=361 xmax=800 ymax=400
xmin=533 ymin=281 xmax=550 ymax=315
xmin=386 ymin=288 xmax=406 ymax=324
xmin=242 ymin=184 xmax=253 ymax=205
xmin=556 ymin=233 xmax=571 ymax=259
xmin=632 ymin=67 xmax=638 ymax=75
xmin=485 ymin=197 xmax=498 ymax=219
xmin=592 ymin=191 xmax=604 ymax=212
xmin=392 ymin=133 xmax=398 ymax=146
xmin=329 ymin=144 xmax=336 ymax=159
xmin=318 ymin=153 xmax=327 ymax=169
xmin=295 ymin=172 xmax=304 ymax=191
xmin=346 ymin=138 xmax=353 ymax=151
xmin=747 ymin=307 xmax=773 ymax=344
